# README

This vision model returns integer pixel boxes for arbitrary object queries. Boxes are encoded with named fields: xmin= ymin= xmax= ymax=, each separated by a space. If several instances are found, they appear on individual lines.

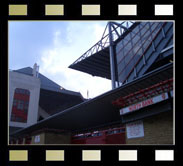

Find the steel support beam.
xmin=108 ymin=22 xmax=117 ymax=89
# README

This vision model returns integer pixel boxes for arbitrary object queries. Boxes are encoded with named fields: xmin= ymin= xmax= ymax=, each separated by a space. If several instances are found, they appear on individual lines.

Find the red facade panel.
xmin=11 ymin=88 xmax=30 ymax=123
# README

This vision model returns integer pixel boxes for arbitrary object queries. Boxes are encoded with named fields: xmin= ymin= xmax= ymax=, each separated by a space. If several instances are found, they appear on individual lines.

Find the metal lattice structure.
xmin=70 ymin=21 xmax=135 ymax=65
xmin=69 ymin=21 xmax=173 ymax=89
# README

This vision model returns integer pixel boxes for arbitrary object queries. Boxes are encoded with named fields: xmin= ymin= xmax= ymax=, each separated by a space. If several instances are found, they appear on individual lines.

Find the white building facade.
xmin=9 ymin=67 xmax=41 ymax=133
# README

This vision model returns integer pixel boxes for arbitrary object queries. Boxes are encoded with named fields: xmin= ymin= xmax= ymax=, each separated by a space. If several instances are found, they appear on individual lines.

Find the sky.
xmin=9 ymin=21 xmax=112 ymax=99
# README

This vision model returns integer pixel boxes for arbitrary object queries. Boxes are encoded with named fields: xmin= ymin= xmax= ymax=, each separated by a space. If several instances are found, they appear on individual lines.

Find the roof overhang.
xmin=70 ymin=47 xmax=111 ymax=79
xmin=10 ymin=63 xmax=173 ymax=138
xmin=69 ymin=22 xmax=139 ymax=80
xmin=39 ymin=89 xmax=84 ymax=115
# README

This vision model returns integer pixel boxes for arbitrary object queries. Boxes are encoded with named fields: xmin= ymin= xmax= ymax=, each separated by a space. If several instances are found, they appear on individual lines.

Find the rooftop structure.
xmin=13 ymin=66 xmax=84 ymax=116
xmin=10 ymin=63 xmax=173 ymax=139
xmin=9 ymin=65 xmax=85 ymax=135
xmin=69 ymin=21 xmax=173 ymax=89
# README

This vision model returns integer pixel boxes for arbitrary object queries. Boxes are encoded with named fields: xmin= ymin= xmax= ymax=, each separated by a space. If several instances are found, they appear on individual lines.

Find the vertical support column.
xmin=108 ymin=22 xmax=117 ymax=89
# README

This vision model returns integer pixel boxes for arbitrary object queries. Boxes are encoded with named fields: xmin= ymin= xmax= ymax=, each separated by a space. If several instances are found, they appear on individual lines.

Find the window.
xmin=11 ymin=88 xmax=30 ymax=123
xmin=106 ymin=130 xmax=114 ymax=135
xmin=92 ymin=133 xmax=102 ymax=137
xmin=24 ymin=101 xmax=29 ymax=109
xmin=17 ymin=100 xmax=24 ymax=110
xmin=13 ymin=99 xmax=17 ymax=106
xmin=119 ymin=128 xmax=125 ymax=133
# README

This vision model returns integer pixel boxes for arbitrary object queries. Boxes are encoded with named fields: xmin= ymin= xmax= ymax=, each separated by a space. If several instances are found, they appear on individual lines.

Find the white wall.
xmin=38 ymin=106 xmax=50 ymax=119
xmin=9 ymin=71 xmax=41 ymax=128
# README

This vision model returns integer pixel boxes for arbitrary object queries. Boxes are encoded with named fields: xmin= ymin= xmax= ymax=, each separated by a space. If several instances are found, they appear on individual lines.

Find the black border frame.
xmin=0 ymin=0 xmax=181 ymax=166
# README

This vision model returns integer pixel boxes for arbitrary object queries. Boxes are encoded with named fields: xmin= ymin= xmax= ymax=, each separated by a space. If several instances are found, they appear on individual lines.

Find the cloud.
xmin=38 ymin=22 xmax=111 ymax=98
xmin=93 ymin=23 xmax=107 ymax=41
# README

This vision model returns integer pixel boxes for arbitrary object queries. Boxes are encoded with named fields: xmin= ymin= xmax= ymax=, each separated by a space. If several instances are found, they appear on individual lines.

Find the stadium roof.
xmin=13 ymin=67 xmax=84 ymax=115
xmin=69 ymin=22 xmax=139 ymax=80
xmin=69 ymin=21 xmax=173 ymax=85
xmin=13 ymin=67 xmax=83 ymax=98
xmin=10 ymin=63 xmax=173 ymax=138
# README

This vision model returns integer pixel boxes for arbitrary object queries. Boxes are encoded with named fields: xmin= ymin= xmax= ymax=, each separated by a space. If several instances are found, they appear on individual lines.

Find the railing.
xmin=112 ymin=78 xmax=173 ymax=108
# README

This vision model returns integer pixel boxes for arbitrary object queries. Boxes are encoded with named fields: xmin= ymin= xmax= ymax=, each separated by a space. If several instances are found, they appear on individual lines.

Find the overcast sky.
xmin=9 ymin=21 xmax=112 ymax=98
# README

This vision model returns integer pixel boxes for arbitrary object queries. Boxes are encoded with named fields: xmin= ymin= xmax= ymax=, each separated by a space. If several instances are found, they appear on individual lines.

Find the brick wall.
xmin=45 ymin=132 xmax=71 ymax=144
xmin=30 ymin=132 xmax=71 ymax=144
xmin=126 ymin=111 xmax=173 ymax=144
